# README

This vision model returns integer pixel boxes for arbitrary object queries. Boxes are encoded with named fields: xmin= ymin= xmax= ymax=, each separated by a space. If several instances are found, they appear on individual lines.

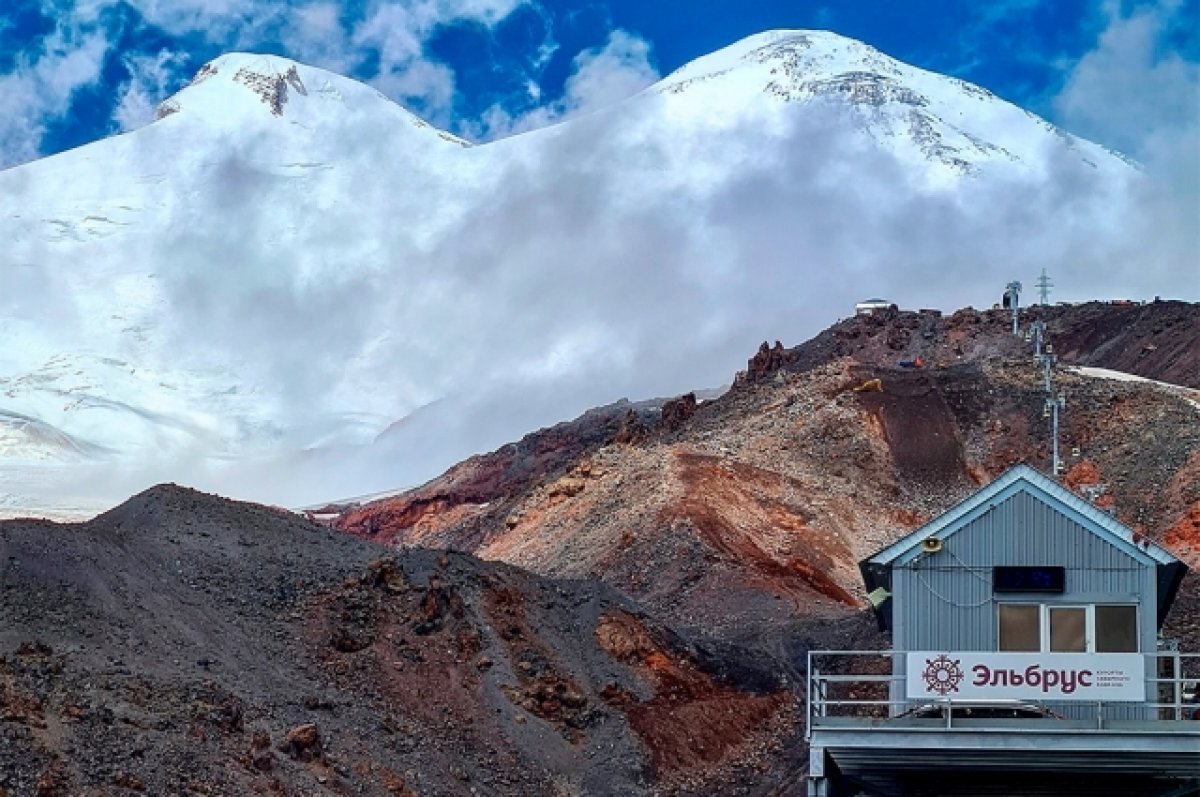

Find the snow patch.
xmin=1070 ymin=366 xmax=1200 ymax=412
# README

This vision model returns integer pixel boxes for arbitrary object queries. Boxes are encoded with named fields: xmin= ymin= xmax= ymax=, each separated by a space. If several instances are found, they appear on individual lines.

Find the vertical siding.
xmin=894 ymin=488 xmax=1156 ymax=720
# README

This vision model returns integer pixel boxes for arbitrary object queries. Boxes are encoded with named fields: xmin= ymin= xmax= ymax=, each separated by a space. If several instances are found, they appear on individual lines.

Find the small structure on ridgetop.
xmin=855 ymin=298 xmax=893 ymax=316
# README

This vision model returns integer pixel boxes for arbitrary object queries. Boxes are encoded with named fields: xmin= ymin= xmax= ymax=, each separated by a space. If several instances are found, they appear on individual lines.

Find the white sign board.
xmin=906 ymin=652 xmax=1145 ymax=702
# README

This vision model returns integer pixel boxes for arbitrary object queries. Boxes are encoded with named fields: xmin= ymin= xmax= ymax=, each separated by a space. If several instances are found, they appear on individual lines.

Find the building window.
xmin=996 ymin=604 xmax=1138 ymax=653
xmin=998 ymin=604 xmax=1040 ymax=651
xmin=1095 ymin=605 xmax=1138 ymax=652
xmin=1048 ymin=606 xmax=1086 ymax=652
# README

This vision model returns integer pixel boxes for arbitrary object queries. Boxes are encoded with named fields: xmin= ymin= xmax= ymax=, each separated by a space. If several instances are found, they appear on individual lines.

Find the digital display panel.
xmin=993 ymin=566 xmax=1065 ymax=593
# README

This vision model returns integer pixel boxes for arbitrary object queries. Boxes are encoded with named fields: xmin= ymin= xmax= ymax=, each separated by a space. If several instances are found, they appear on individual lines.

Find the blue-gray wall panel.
xmin=890 ymin=488 xmax=1158 ymax=719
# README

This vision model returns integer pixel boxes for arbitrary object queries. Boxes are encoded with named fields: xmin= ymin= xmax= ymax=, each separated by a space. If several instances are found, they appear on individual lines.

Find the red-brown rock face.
xmin=336 ymin=302 xmax=1200 ymax=659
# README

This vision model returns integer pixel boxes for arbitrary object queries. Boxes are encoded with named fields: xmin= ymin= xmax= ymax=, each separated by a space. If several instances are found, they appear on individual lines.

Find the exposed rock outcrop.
xmin=336 ymin=302 xmax=1200 ymax=677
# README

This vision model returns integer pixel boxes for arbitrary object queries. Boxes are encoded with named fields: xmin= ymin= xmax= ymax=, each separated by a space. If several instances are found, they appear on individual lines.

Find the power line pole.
xmin=1036 ymin=269 xmax=1053 ymax=305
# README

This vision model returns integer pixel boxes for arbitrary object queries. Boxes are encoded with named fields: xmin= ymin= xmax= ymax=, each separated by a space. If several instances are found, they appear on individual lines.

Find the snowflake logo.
xmin=921 ymin=654 xmax=965 ymax=696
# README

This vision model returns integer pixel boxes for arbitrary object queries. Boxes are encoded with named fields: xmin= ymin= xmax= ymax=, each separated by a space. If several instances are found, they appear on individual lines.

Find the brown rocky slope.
xmin=336 ymin=302 xmax=1200 ymax=671
xmin=0 ymin=485 xmax=799 ymax=796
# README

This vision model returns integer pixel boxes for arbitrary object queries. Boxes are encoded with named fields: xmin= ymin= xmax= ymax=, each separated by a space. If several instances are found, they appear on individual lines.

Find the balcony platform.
xmin=806 ymin=650 xmax=1200 ymax=796
xmin=811 ymin=718 xmax=1200 ymax=796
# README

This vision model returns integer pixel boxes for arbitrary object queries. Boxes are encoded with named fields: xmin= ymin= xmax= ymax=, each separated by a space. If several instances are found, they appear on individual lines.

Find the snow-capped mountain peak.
xmin=659 ymin=30 xmax=901 ymax=87
xmin=648 ymin=29 xmax=1121 ymax=182
xmin=156 ymin=53 xmax=314 ymax=121
xmin=152 ymin=52 xmax=471 ymax=147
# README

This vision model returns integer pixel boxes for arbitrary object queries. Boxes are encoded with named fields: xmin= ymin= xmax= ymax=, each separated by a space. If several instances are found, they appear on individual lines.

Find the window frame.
xmin=997 ymin=603 xmax=1041 ymax=652
xmin=1094 ymin=604 xmax=1140 ymax=653
xmin=1045 ymin=604 xmax=1089 ymax=652
xmin=995 ymin=602 xmax=1139 ymax=653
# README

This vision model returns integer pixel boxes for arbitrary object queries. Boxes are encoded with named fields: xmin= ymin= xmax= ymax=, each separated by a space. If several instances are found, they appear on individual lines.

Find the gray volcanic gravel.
xmin=0 ymin=484 xmax=797 ymax=796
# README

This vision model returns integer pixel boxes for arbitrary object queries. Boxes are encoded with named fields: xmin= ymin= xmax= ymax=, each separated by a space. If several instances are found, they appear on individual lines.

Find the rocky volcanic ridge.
xmin=0 ymin=486 xmax=799 ymax=796
xmin=3 ymin=303 xmax=1197 ymax=796
xmin=335 ymin=302 xmax=1200 ymax=670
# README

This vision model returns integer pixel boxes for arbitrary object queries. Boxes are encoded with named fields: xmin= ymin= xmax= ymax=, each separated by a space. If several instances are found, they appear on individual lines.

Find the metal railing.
xmin=805 ymin=649 xmax=1200 ymax=740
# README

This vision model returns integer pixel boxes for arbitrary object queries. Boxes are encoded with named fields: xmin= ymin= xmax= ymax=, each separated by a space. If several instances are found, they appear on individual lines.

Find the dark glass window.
xmin=1049 ymin=607 xmax=1087 ymax=652
xmin=998 ymin=604 xmax=1040 ymax=651
xmin=1096 ymin=605 xmax=1138 ymax=652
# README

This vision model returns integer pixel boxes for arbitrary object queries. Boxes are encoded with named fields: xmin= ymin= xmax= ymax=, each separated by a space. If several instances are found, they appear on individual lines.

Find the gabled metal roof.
xmin=860 ymin=464 xmax=1188 ymax=630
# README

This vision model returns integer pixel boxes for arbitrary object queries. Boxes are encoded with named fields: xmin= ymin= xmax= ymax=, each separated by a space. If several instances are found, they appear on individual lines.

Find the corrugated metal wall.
xmin=891 ymin=489 xmax=1157 ymax=720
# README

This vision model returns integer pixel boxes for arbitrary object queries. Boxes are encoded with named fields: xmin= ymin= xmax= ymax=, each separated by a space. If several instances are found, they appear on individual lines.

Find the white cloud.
xmin=119 ymin=0 xmax=526 ymax=52
xmin=563 ymin=29 xmax=658 ymax=114
xmin=123 ymin=0 xmax=279 ymax=42
xmin=1054 ymin=0 xmax=1199 ymax=163
xmin=0 ymin=74 xmax=46 ymax=167
xmin=1052 ymin=0 xmax=1199 ymax=280
xmin=531 ymin=32 xmax=559 ymax=70
xmin=0 ymin=0 xmax=532 ymax=167
xmin=113 ymin=49 xmax=190 ymax=131
xmin=371 ymin=58 xmax=457 ymax=114
xmin=278 ymin=2 xmax=356 ymax=74
xmin=346 ymin=0 xmax=528 ymax=119
xmin=125 ymin=0 xmax=529 ymax=118
xmin=350 ymin=2 xmax=451 ymax=114
xmin=4 ymin=3 xmax=1194 ymax=514
xmin=0 ymin=27 xmax=109 ymax=167
xmin=72 ymin=83 xmax=1173 ymax=509
xmin=475 ymin=29 xmax=660 ymax=139
xmin=352 ymin=3 xmax=426 ymax=66
xmin=415 ymin=0 xmax=524 ymax=30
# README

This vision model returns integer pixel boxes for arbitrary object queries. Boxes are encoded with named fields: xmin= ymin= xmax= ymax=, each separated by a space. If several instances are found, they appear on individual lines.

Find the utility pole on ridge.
xmin=1036 ymin=269 xmax=1053 ymax=305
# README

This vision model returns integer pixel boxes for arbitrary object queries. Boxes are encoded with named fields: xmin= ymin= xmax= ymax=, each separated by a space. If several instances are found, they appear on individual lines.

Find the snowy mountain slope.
xmin=649 ymin=31 xmax=1128 ymax=184
xmin=0 ymin=31 xmax=1157 ymax=515
xmin=485 ymin=30 xmax=1133 ymax=196
xmin=2 ymin=53 xmax=481 ymax=463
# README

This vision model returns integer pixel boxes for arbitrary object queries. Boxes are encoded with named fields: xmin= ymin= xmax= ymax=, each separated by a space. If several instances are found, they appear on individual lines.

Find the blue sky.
xmin=0 ymin=0 xmax=1197 ymax=169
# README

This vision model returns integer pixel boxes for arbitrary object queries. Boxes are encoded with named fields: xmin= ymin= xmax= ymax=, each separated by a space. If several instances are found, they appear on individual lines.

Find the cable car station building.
xmin=806 ymin=465 xmax=1198 ymax=797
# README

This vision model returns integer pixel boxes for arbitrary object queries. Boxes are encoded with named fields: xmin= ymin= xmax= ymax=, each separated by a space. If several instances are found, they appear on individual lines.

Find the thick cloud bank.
xmin=0 ymin=26 xmax=1195 ymax=515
